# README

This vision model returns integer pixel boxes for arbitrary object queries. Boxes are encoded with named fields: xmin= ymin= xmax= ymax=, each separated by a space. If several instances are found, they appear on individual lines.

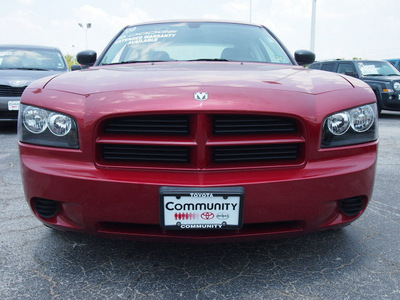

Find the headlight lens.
xmin=394 ymin=82 xmax=400 ymax=91
xmin=22 ymin=106 xmax=49 ymax=134
xmin=322 ymin=104 xmax=378 ymax=148
xmin=326 ymin=112 xmax=350 ymax=135
xmin=18 ymin=105 xmax=79 ymax=149
xmin=349 ymin=105 xmax=374 ymax=132
xmin=48 ymin=112 xmax=73 ymax=136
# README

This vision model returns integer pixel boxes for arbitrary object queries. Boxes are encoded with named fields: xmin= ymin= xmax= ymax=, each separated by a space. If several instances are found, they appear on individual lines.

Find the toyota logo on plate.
xmin=201 ymin=212 xmax=214 ymax=220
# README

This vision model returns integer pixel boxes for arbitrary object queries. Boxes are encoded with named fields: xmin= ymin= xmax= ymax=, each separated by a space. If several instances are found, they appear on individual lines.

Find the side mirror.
xmin=77 ymin=50 xmax=97 ymax=66
xmin=294 ymin=50 xmax=315 ymax=66
xmin=71 ymin=64 xmax=82 ymax=71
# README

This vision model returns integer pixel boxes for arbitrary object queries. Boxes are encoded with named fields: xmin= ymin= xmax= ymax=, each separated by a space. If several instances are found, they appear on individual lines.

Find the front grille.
xmin=96 ymin=114 xmax=305 ymax=169
xmin=0 ymin=111 xmax=19 ymax=121
xmin=213 ymin=144 xmax=299 ymax=163
xmin=213 ymin=115 xmax=296 ymax=134
xmin=102 ymin=144 xmax=190 ymax=163
xmin=104 ymin=115 xmax=190 ymax=135
xmin=0 ymin=85 xmax=26 ymax=97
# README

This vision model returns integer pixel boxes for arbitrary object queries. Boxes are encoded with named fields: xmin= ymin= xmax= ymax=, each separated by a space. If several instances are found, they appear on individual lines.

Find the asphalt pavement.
xmin=0 ymin=112 xmax=399 ymax=300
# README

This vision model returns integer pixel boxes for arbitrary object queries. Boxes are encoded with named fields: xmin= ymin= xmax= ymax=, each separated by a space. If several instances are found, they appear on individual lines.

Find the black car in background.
xmin=0 ymin=45 xmax=68 ymax=121
xmin=309 ymin=60 xmax=400 ymax=113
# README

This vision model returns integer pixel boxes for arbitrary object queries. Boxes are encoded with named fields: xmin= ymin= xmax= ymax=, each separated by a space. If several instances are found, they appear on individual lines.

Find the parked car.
xmin=18 ymin=21 xmax=378 ymax=242
xmin=309 ymin=60 xmax=400 ymax=113
xmin=0 ymin=45 xmax=68 ymax=121
xmin=385 ymin=58 xmax=400 ymax=70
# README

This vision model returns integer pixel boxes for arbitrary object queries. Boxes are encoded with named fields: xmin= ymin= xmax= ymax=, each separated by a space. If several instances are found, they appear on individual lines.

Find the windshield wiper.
xmin=364 ymin=74 xmax=383 ymax=76
xmin=186 ymin=58 xmax=230 ymax=61
xmin=386 ymin=73 xmax=400 ymax=76
xmin=103 ymin=58 xmax=230 ymax=65
xmin=12 ymin=67 xmax=51 ymax=71
xmin=104 ymin=60 xmax=171 ymax=65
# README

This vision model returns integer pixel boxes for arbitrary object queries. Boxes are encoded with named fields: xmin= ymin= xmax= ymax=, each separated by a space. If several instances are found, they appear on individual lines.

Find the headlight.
xmin=394 ymin=82 xmax=400 ymax=91
xmin=322 ymin=104 xmax=378 ymax=148
xmin=349 ymin=105 xmax=374 ymax=132
xmin=48 ymin=112 xmax=73 ymax=136
xmin=325 ymin=112 xmax=350 ymax=135
xmin=18 ymin=105 xmax=79 ymax=149
xmin=22 ymin=106 xmax=49 ymax=134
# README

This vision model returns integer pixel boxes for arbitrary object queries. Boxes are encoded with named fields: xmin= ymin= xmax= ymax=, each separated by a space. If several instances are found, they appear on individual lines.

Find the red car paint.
xmin=18 ymin=22 xmax=378 ymax=242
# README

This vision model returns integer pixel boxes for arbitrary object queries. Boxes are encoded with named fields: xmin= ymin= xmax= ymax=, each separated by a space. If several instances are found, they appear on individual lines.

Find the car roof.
xmin=0 ymin=44 xmax=62 ymax=51
xmin=312 ymin=60 xmax=391 ymax=64
xmin=124 ymin=20 xmax=263 ymax=28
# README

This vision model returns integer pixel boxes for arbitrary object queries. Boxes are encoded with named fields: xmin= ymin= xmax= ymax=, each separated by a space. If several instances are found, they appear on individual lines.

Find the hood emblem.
xmin=9 ymin=80 xmax=29 ymax=87
xmin=194 ymin=92 xmax=209 ymax=101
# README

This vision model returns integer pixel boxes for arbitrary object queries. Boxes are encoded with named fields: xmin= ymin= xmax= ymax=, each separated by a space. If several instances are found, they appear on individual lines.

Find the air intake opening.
xmin=34 ymin=198 xmax=59 ymax=218
xmin=340 ymin=197 xmax=365 ymax=216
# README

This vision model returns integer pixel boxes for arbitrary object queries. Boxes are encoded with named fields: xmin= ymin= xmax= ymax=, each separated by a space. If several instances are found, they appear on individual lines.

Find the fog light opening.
xmin=339 ymin=197 xmax=365 ymax=216
xmin=34 ymin=198 xmax=59 ymax=218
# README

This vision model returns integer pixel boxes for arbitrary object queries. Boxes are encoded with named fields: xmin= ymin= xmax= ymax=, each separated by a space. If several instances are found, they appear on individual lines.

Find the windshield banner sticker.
xmin=116 ymin=30 xmax=177 ymax=45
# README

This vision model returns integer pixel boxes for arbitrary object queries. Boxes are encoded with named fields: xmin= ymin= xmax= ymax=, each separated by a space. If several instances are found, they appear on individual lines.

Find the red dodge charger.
xmin=18 ymin=21 xmax=378 ymax=242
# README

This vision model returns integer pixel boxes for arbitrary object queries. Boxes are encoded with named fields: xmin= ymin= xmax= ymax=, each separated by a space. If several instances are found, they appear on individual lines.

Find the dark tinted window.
xmin=308 ymin=63 xmax=320 ymax=69
xmin=321 ymin=63 xmax=335 ymax=72
xmin=337 ymin=63 xmax=356 ymax=74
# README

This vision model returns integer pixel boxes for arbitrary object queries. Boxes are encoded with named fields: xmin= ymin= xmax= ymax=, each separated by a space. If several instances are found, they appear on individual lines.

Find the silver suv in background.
xmin=0 ymin=45 xmax=68 ymax=121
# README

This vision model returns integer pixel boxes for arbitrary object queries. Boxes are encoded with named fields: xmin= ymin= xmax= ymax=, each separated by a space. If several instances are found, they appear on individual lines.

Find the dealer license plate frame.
xmin=160 ymin=186 xmax=244 ymax=230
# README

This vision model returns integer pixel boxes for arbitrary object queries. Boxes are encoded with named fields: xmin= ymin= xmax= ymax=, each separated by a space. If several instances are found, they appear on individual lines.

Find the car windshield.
xmin=357 ymin=61 xmax=400 ymax=76
xmin=99 ymin=22 xmax=292 ymax=65
xmin=0 ymin=48 xmax=67 ymax=71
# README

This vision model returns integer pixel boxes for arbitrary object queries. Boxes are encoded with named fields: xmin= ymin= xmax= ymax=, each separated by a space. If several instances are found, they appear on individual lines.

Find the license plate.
xmin=8 ymin=101 xmax=20 ymax=111
xmin=160 ymin=186 xmax=244 ymax=230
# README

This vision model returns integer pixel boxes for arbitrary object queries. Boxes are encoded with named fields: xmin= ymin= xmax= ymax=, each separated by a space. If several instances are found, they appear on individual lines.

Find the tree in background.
xmin=64 ymin=54 xmax=77 ymax=69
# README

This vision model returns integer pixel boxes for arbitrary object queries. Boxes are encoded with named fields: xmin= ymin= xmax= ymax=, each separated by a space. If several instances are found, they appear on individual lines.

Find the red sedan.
xmin=18 ymin=21 xmax=378 ymax=242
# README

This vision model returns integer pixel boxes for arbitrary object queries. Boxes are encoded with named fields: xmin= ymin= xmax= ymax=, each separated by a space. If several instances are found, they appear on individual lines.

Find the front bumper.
xmin=381 ymin=92 xmax=400 ymax=111
xmin=19 ymin=142 xmax=378 ymax=242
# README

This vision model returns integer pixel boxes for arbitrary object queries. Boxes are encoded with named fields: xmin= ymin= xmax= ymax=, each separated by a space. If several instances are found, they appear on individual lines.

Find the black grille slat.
xmin=0 ymin=85 xmax=26 ymax=97
xmin=102 ymin=144 xmax=190 ymax=163
xmin=0 ymin=111 xmax=19 ymax=120
xmin=105 ymin=115 xmax=190 ymax=135
xmin=213 ymin=144 xmax=299 ymax=163
xmin=98 ymin=114 xmax=304 ymax=166
xmin=214 ymin=115 xmax=297 ymax=134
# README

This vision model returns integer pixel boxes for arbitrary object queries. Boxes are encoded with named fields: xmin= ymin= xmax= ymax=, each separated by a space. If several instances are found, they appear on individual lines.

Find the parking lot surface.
xmin=1 ymin=112 xmax=399 ymax=300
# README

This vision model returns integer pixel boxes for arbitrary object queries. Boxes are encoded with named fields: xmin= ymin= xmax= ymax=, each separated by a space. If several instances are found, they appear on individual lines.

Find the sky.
xmin=1 ymin=0 xmax=400 ymax=61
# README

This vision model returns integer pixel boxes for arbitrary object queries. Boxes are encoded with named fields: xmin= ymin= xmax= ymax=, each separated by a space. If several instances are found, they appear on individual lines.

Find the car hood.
xmin=36 ymin=62 xmax=360 ymax=95
xmin=362 ymin=75 xmax=400 ymax=82
xmin=0 ymin=69 xmax=66 ymax=87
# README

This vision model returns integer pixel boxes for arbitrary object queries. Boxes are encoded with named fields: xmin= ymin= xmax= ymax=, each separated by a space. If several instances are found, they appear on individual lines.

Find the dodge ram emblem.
xmin=194 ymin=92 xmax=208 ymax=101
